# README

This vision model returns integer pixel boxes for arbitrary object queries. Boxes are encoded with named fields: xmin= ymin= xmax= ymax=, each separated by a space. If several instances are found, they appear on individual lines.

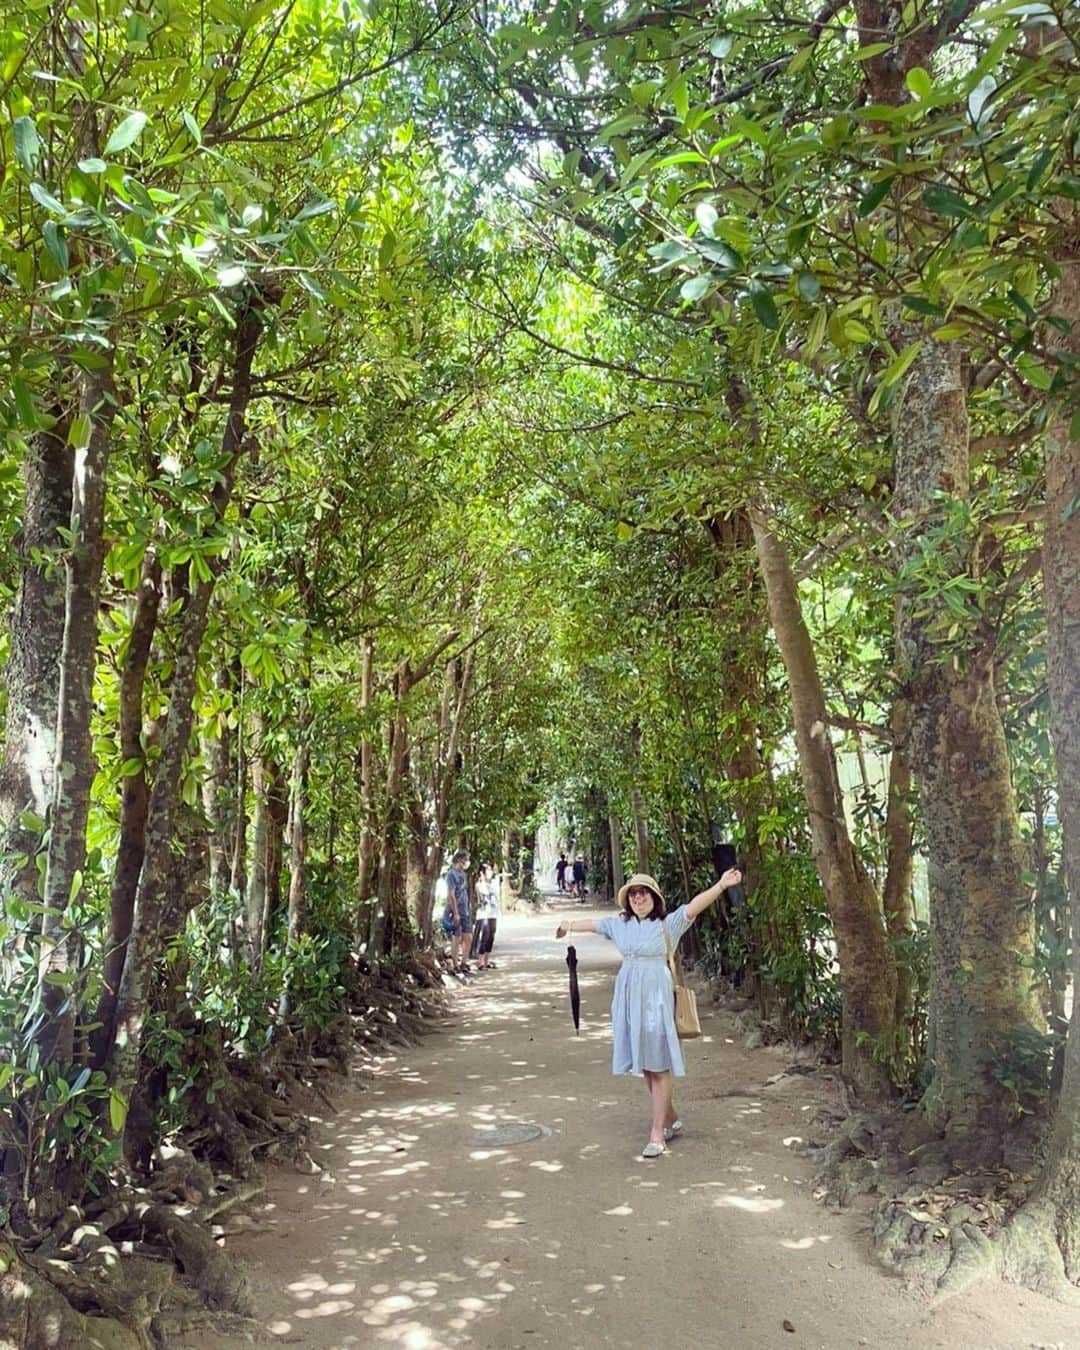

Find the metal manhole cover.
xmin=468 ymin=1122 xmax=548 ymax=1147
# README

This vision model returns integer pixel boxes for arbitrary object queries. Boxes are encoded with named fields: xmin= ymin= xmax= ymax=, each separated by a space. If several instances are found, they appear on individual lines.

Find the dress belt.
xmin=623 ymin=953 xmax=665 ymax=962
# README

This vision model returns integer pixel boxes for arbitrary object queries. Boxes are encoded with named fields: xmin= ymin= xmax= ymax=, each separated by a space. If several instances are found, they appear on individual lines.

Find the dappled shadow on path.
xmin=195 ymin=909 xmax=1079 ymax=1350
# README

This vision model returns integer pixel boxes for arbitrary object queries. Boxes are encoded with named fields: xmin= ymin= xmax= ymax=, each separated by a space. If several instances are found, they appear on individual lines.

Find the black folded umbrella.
xmin=566 ymin=944 xmax=580 ymax=1033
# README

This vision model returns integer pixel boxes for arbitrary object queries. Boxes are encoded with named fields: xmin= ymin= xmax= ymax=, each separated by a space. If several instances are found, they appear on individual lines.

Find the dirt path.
xmin=187 ymin=906 xmax=1075 ymax=1350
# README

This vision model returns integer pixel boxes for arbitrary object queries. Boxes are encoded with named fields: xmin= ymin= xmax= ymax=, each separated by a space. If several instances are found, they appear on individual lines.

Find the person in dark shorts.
xmin=470 ymin=863 xmax=500 ymax=970
xmin=555 ymin=853 xmax=569 ymax=893
xmin=572 ymin=855 xmax=587 ymax=900
xmin=441 ymin=850 xmax=472 ymax=974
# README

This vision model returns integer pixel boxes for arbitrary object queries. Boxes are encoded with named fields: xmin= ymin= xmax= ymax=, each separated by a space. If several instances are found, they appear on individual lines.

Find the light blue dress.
xmin=596 ymin=905 xmax=696 ymax=1077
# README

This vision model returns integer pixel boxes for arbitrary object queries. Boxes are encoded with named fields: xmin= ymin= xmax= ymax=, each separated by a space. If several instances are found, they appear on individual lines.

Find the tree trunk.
xmin=247 ymin=711 xmax=270 ymax=966
xmin=263 ymin=756 xmax=288 ymax=946
xmin=90 ymin=553 xmax=162 ymax=1069
xmin=891 ymin=335 xmax=1041 ymax=1153
xmin=229 ymin=660 xmax=248 ymax=907
xmin=1001 ymin=213 xmax=1080 ymax=1298
xmin=355 ymin=637 xmax=377 ymax=945
xmin=108 ymin=305 xmax=263 ymax=1140
xmin=750 ymin=505 xmax=898 ymax=1099
xmin=629 ymin=724 xmax=651 ymax=873
xmin=285 ymin=733 xmax=310 ymax=946
xmin=608 ymin=814 xmax=625 ymax=899
xmin=35 ymin=363 xmax=117 ymax=1064
xmin=0 ymin=420 xmax=72 ymax=919
xmin=882 ymin=693 xmax=916 ymax=1033
xmin=202 ymin=667 xmax=233 ymax=896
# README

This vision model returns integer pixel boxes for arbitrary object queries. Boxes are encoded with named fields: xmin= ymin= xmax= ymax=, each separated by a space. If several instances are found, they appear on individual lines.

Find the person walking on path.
xmin=571 ymin=854 xmax=587 ymax=900
xmin=470 ymin=862 xmax=500 ymax=971
xmin=555 ymin=853 xmax=569 ymax=894
xmin=442 ymin=850 xmax=472 ymax=975
xmin=556 ymin=867 xmax=741 ymax=1158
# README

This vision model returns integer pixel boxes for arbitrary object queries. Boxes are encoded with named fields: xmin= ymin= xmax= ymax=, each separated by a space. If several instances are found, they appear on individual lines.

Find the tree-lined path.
xmin=4 ymin=1 xmax=1080 ymax=1339
xmin=190 ymin=905 xmax=1075 ymax=1350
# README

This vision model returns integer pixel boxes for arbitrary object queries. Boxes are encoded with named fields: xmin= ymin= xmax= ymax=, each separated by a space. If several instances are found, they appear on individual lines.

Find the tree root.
xmin=131 ymin=1200 xmax=256 ymax=1317
xmin=999 ymin=1201 xmax=1080 ymax=1305
xmin=0 ymin=1241 xmax=145 ymax=1350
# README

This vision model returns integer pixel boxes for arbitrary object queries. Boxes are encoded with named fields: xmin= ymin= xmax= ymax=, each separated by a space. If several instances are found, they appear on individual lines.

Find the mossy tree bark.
xmin=0 ymin=420 xmax=72 ymax=925
xmin=891 ymin=335 xmax=1042 ymax=1155
xmin=35 ymin=364 xmax=117 ymax=1065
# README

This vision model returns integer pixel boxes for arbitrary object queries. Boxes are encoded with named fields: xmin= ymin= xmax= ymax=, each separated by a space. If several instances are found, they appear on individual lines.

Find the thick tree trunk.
xmin=1001 ymin=221 xmax=1080 ymax=1298
xmin=629 ymin=724 xmax=651 ymax=873
xmin=750 ymin=506 xmax=897 ymax=1099
xmin=90 ymin=553 xmax=162 ymax=1069
xmin=35 ymin=364 xmax=117 ymax=1063
xmin=0 ymin=421 xmax=72 ymax=917
xmin=891 ymin=336 xmax=1041 ymax=1152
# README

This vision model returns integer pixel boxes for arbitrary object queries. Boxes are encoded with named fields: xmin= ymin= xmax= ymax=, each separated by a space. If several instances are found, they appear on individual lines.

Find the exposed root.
xmin=1000 ymin=1202 xmax=1080 ymax=1305
xmin=0 ymin=1241 xmax=145 ymax=1350
xmin=131 ymin=1200 xmax=256 ymax=1317
xmin=3 ymin=952 xmax=451 ymax=1343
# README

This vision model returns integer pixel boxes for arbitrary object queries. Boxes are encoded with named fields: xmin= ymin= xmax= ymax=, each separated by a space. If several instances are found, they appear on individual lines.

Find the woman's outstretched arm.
xmin=555 ymin=918 xmax=600 ymax=938
xmin=685 ymin=869 xmax=742 ymax=921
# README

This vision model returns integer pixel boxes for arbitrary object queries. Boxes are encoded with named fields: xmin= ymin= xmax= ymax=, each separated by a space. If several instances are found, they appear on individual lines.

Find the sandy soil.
xmin=179 ymin=904 xmax=1078 ymax=1350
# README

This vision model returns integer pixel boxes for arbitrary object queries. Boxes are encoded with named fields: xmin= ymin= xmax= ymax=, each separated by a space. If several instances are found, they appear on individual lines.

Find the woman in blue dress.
xmin=556 ymin=868 xmax=741 ymax=1158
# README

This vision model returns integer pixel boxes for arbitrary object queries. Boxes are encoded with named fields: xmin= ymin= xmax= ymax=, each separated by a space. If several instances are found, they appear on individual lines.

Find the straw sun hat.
xmin=617 ymin=873 xmax=665 ymax=910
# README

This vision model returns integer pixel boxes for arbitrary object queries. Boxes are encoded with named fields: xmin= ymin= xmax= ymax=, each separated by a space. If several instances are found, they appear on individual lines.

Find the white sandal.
xmin=641 ymin=1140 xmax=667 ymax=1158
xmin=663 ymin=1119 xmax=683 ymax=1142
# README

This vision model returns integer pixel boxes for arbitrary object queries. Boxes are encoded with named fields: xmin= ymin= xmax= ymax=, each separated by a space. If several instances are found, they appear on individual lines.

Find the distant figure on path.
xmin=442 ymin=850 xmax=472 ymax=976
xmin=556 ymin=867 xmax=741 ymax=1158
xmin=555 ymin=853 xmax=569 ymax=893
xmin=572 ymin=854 xmax=587 ymax=900
xmin=470 ymin=863 xmax=500 ymax=971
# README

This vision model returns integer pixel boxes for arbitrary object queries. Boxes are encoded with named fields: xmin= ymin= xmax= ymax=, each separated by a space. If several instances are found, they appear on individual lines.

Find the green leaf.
xmin=881 ymin=340 xmax=922 ymax=388
xmin=29 ymin=182 xmax=65 ymax=214
xmin=42 ymin=221 xmax=69 ymax=271
xmin=109 ymin=1089 xmax=128 ymax=1133
xmin=1026 ymin=146 xmax=1054 ymax=191
xmin=797 ymin=271 xmax=821 ymax=302
xmin=182 ymin=111 xmax=203 ymax=145
xmin=900 ymin=294 xmax=944 ymax=317
xmin=787 ymin=44 xmax=814 ymax=75
xmin=14 ymin=115 xmax=40 ymax=174
xmin=68 ymin=414 xmax=92 ymax=450
xmin=104 ymin=111 xmax=148 ymax=155
xmin=858 ymin=176 xmax=893 ymax=217
xmin=750 ymin=283 xmax=779 ymax=330
xmin=922 ymin=184 xmax=971 ymax=218
xmin=905 ymin=66 xmax=932 ymax=100
xmin=77 ymin=157 xmax=107 ymax=174
xmin=216 ymin=265 xmax=246 ymax=288
xmin=680 ymin=274 xmax=711 ymax=302
xmin=709 ymin=35 xmax=733 ymax=58
xmin=694 ymin=201 xmax=718 ymax=237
